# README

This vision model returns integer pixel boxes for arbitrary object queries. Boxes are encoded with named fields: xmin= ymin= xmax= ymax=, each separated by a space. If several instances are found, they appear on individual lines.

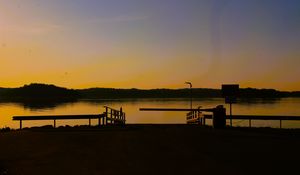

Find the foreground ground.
xmin=0 ymin=125 xmax=300 ymax=175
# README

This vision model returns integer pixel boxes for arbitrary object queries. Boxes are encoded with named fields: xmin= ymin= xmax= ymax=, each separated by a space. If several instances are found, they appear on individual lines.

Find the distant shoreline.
xmin=1 ymin=83 xmax=300 ymax=101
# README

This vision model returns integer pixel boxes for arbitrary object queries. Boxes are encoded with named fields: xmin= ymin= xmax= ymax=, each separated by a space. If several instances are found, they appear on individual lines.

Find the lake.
xmin=1 ymin=98 xmax=300 ymax=129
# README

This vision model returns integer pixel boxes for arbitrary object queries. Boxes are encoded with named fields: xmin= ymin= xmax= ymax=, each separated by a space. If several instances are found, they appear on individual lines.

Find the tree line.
xmin=0 ymin=83 xmax=299 ymax=101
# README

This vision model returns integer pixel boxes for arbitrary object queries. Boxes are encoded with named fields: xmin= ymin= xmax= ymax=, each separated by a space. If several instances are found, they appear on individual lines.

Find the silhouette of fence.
xmin=203 ymin=114 xmax=300 ymax=128
xmin=103 ymin=106 xmax=126 ymax=125
xmin=186 ymin=110 xmax=206 ymax=125
xmin=13 ymin=106 xmax=126 ymax=129
xmin=140 ymin=107 xmax=300 ymax=128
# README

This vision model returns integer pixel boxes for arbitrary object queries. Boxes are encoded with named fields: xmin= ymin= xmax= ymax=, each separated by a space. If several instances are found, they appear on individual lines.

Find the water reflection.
xmin=237 ymin=98 xmax=281 ymax=104
xmin=0 ymin=99 xmax=78 ymax=111
xmin=0 ymin=98 xmax=300 ymax=129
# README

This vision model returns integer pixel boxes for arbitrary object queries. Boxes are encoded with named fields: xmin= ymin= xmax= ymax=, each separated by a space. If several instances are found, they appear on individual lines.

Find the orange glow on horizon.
xmin=0 ymin=1 xmax=299 ymax=91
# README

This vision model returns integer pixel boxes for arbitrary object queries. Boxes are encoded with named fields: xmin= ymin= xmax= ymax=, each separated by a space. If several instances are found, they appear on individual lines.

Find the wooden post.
xmin=120 ymin=107 xmax=123 ymax=122
xmin=110 ymin=109 xmax=113 ymax=124
xmin=120 ymin=108 xmax=122 ymax=122
xmin=230 ymin=103 xmax=232 ymax=127
xmin=54 ymin=119 xmax=56 ymax=128
xmin=98 ymin=115 xmax=101 ymax=126
xmin=114 ymin=110 xmax=116 ymax=124
xmin=116 ymin=111 xmax=119 ymax=123
xmin=123 ymin=113 xmax=126 ymax=124
xmin=280 ymin=120 xmax=282 ymax=129
xmin=104 ymin=107 xmax=108 ymax=125
xmin=20 ymin=120 xmax=22 ymax=129
xmin=102 ymin=113 xmax=105 ymax=125
xmin=89 ymin=118 xmax=91 ymax=126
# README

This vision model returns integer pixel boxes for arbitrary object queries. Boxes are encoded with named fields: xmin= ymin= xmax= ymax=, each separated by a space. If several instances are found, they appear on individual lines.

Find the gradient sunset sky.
xmin=0 ymin=0 xmax=300 ymax=90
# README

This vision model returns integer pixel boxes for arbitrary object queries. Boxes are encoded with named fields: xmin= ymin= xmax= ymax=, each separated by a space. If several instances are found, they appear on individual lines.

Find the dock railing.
xmin=186 ymin=107 xmax=205 ymax=125
xmin=103 ymin=106 xmax=126 ymax=125
xmin=203 ymin=114 xmax=300 ymax=128
xmin=140 ymin=106 xmax=300 ymax=128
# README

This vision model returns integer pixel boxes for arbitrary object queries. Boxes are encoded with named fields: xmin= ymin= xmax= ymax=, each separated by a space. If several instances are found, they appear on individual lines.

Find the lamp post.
xmin=185 ymin=82 xmax=192 ymax=110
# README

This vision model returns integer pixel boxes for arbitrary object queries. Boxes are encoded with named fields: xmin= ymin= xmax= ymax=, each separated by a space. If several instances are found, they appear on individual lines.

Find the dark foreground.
xmin=0 ymin=125 xmax=300 ymax=175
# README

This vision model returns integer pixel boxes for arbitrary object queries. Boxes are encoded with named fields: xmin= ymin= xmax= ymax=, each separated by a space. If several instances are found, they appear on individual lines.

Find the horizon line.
xmin=0 ymin=83 xmax=299 ymax=92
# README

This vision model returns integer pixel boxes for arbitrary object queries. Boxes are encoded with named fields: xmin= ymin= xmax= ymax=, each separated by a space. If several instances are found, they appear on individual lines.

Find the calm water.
xmin=1 ymin=98 xmax=300 ymax=129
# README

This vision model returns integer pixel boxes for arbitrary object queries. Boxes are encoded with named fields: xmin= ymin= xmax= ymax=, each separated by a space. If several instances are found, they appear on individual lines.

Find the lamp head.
xmin=185 ymin=82 xmax=192 ymax=87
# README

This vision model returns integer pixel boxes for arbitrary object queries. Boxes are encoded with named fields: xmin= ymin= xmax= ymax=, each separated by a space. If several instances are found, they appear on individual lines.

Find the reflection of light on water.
xmin=1 ymin=98 xmax=300 ymax=129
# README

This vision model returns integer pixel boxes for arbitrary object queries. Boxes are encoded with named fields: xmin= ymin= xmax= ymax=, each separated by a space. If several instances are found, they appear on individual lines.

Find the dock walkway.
xmin=13 ymin=106 xmax=126 ymax=129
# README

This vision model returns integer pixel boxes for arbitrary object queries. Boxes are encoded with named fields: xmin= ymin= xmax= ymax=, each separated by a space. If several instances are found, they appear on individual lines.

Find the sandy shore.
xmin=0 ymin=125 xmax=300 ymax=175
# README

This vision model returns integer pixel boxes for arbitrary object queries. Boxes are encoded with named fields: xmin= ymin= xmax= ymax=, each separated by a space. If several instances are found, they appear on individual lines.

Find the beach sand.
xmin=0 ymin=125 xmax=299 ymax=175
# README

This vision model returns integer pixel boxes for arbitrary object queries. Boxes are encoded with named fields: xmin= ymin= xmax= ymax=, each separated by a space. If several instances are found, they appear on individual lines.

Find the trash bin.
xmin=213 ymin=105 xmax=226 ymax=129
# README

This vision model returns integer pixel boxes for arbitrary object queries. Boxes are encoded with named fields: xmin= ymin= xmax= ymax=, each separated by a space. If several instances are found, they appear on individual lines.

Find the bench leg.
xmin=20 ymin=120 xmax=22 ymax=130
xmin=54 ymin=120 xmax=56 ymax=128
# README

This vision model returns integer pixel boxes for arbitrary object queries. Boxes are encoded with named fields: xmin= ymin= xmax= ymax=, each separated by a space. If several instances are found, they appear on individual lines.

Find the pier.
xmin=140 ymin=106 xmax=300 ymax=128
xmin=13 ymin=106 xmax=126 ymax=129
xmin=204 ymin=114 xmax=300 ymax=128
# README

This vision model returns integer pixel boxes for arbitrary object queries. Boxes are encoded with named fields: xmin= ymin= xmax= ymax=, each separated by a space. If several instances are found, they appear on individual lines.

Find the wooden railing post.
xmin=123 ymin=113 xmax=126 ymax=124
xmin=105 ymin=107 xmax=108 ymax=125
xmin=121 ymin=112 xmax=123 ymax=123
xmin=280 ymin=120 xmax=282 ymax=128
xmin=98 ymin=115 xmax=101 ymax=127
xmin=110 ymin=109 xmax=113 ymax=124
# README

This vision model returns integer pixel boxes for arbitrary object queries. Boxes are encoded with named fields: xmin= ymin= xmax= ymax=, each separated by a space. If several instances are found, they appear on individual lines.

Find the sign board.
xmin=222 ymin=84 xmax=239 ymax=104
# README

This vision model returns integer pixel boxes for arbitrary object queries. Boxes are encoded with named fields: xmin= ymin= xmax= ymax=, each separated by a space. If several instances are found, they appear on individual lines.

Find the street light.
xmin=185 ymin=82 xmax=192 ymax=109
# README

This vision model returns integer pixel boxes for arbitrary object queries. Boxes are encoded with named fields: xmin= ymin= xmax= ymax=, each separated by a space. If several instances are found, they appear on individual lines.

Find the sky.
xmin=0 ymin=0 xmax=300 ymax=90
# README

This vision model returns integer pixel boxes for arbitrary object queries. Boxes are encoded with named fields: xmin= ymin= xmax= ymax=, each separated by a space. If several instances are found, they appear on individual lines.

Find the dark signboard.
xmin=222 ymin=84 xmax=239 ymax=104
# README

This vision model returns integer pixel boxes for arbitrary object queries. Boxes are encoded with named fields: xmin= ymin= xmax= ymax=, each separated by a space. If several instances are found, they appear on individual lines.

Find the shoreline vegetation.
xmin=0 ymin=83 xmax=300 ymax=102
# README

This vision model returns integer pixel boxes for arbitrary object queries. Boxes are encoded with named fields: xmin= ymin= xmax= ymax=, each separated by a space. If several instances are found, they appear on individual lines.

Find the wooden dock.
xmin=140 ymin=107 xmax=300 ymax=128
xmin=13 ymin=106 xmax=126 ymax=129
xmin=203 ymin=114 xmax=300 ymax=128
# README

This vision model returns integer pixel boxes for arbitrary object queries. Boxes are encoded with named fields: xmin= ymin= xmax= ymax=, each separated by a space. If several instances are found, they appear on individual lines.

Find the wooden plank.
xmin=140 ymin=108 xmax=211 ymax=112
xmin=231 ymin=115 xmax=300 ymax=120
xmin=203 ymin=115 xmax=300 ymax=120
xmin=13 ymin=114 xmax=105 ymax=121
